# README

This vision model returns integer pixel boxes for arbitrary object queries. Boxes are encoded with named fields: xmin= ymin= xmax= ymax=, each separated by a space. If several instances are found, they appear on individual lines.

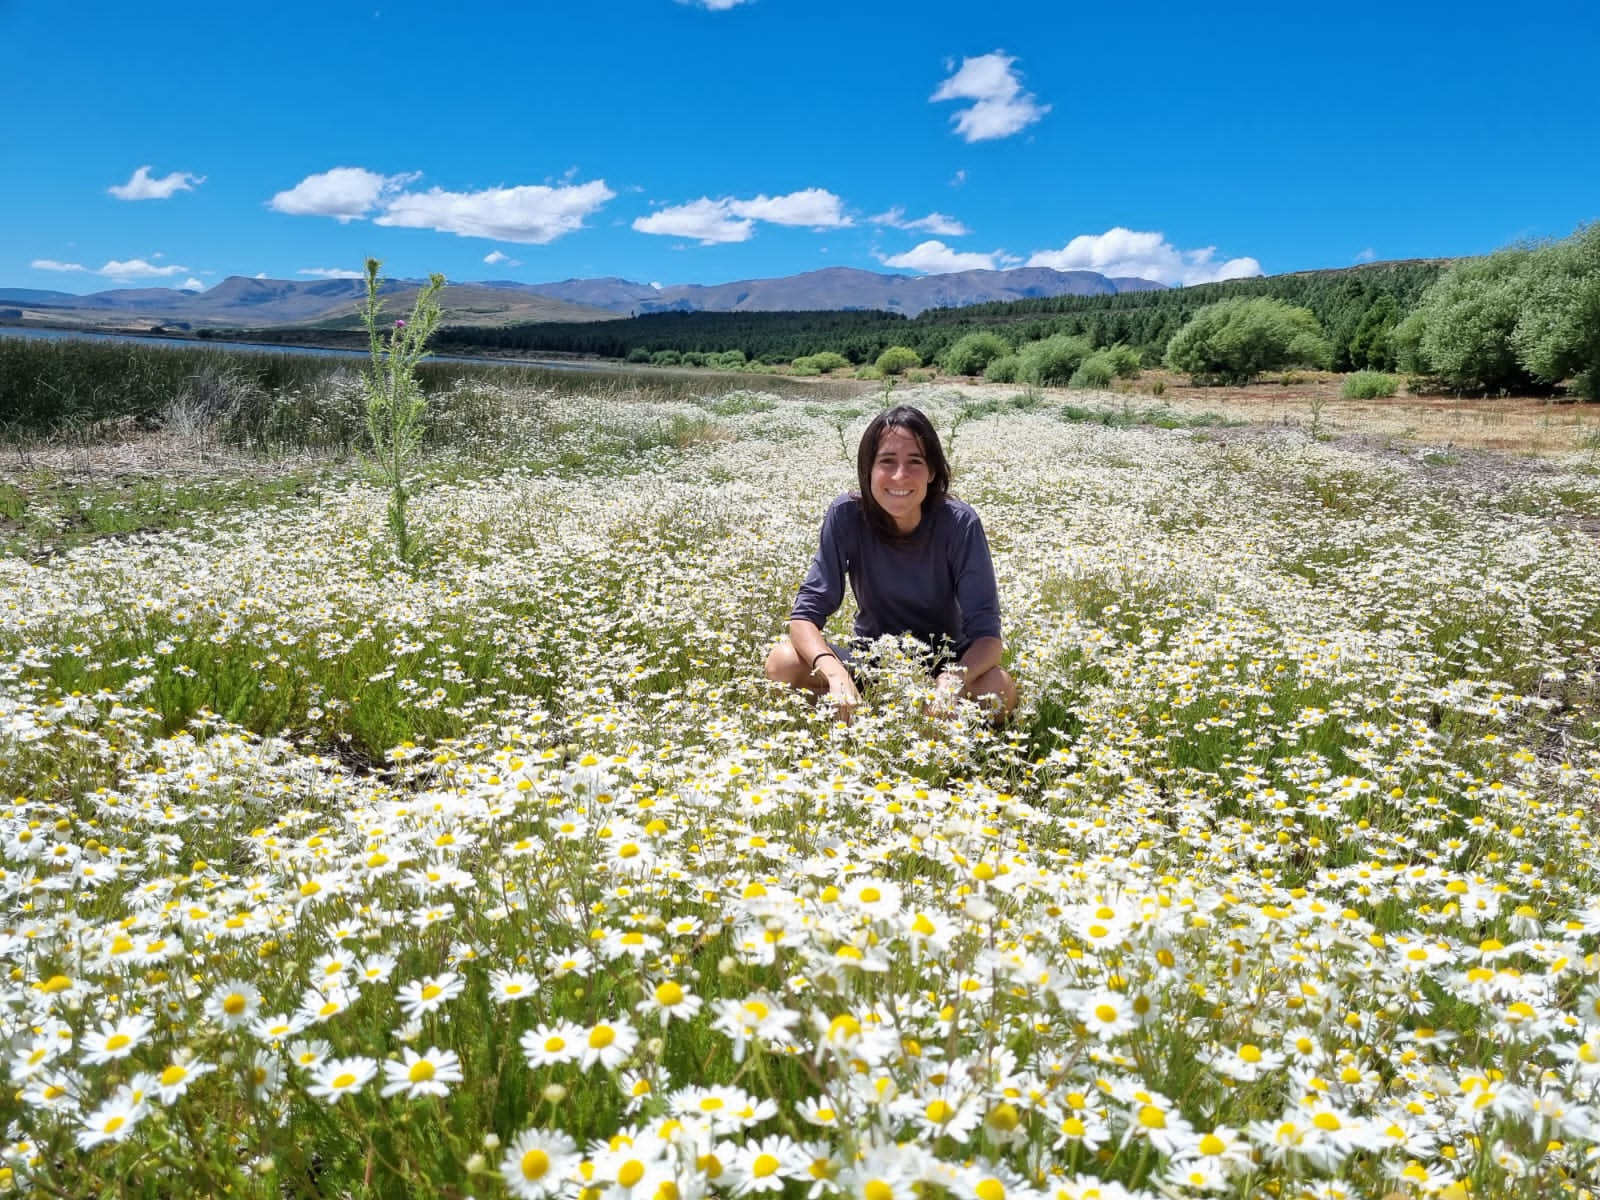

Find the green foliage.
xmin=1347 ymin=294 xmax=1400 ymax=370
xmin=361 ymin=258 xmax=446 ymax=566
xmin=1103 ymin=343 xmax=1144 ymax=378
xmin=650 ymin=349 xmax=681 ymax=366
xmin=1398 ymin=225 xmax=1600 ymax=398
xmin=1511 ymin=222 xmax=1600 ymax=400
xmin=1409 ymin=248 xmax=1540 ymax=395
xmin=940 ymin=330 xmax=1011 ymax=376
xmin=983 ymin=354 xmax=1021 ymax=384
xmin=1068 ymin=353 xmax=1117 ymax=389
xmin=791 ymin=351 xmax=852 ymax=373
xmin=430 ymin=261 xmax=1445 ymax=378
xmin=624 ymin=346 xmax=652 ymax=363
xmin=875 ymin=345 xmax=922 ymax=375
xmin=1018 ymin=333 xmax=1093 ymax=386
xmin=1341 ymin=371 xmax=1400 ymax=399
xmin=1164 ymin=297 xmax=1331 ymax=385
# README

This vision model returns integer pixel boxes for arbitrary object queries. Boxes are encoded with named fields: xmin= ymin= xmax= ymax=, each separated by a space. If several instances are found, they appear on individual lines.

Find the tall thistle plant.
xmin=361 ymin=258 xmax=445 ymax=565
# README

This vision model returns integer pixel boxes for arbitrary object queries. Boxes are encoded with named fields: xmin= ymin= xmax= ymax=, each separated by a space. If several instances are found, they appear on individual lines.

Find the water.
xmin=0 ymin=324 xmax=608 ymax=372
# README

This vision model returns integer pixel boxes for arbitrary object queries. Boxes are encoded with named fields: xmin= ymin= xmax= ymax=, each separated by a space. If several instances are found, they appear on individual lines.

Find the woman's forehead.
xmin=875 ymin=426 xmax=925 ymax=455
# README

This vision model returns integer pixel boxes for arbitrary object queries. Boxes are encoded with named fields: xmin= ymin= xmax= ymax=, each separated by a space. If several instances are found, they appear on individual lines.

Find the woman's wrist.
xmin=809 ymin=650 xmax=839 ymax=674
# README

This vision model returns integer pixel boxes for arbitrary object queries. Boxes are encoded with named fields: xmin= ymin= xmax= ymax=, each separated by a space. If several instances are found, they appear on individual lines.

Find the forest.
xmin=434 ymin=260 xmax=1446 ymax=372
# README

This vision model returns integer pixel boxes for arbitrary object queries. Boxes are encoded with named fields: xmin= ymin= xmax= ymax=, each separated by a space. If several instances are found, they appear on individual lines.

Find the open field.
xmin=1104 ymin=372 xmax=1600 ymax=459
xmin=3 ymin=378 xmax=1600 ymax=1198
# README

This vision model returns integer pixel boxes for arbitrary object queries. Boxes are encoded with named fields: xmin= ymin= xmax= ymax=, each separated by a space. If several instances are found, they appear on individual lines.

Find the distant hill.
xmin=520 ymin=266 xmax=1165 ymax=317
xmin=2 ymin=265 xmax=1168 ymax=332
xmin=0 ymin=277 xmax=618 ymax=332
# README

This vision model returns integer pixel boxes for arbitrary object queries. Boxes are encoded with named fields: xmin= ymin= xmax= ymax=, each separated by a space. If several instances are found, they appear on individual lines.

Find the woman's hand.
xmin=816 ymin=658 xmax=861 ymax=722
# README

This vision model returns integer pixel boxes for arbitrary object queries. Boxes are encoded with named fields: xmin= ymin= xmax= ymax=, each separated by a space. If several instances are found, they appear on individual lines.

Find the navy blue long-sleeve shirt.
xmin=790 ymin=494 xmax=1002 ymax=654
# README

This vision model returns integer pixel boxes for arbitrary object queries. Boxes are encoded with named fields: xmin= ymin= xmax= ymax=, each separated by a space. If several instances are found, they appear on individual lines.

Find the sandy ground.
xmin=1090 ymin=370 xmax=1600 ymax=458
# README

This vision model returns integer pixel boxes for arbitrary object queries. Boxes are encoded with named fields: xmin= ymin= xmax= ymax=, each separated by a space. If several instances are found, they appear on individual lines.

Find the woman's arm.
xmin=789 ymin=618 xmax=861 ymax=717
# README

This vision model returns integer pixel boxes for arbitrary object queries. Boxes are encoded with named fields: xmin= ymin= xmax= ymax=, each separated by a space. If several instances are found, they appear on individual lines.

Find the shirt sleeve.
xmin=952 ymin=506 xmax=1003 ymax=643
xmin=790 ymin=497 xmax=852 ymax=628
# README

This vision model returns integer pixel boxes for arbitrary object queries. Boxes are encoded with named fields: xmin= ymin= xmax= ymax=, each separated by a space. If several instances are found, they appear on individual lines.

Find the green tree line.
xmin=438 ymin=260 xmax=1446 ymax=372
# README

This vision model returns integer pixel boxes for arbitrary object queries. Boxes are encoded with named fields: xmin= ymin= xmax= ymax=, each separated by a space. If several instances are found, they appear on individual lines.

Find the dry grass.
xmin=1113 ymin=370 xmax=1600 ymax=456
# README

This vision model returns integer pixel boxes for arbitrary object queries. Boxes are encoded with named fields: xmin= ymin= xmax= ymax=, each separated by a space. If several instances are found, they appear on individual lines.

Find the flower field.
xmin=3 ymin=383 xmax=1600 ymax=1199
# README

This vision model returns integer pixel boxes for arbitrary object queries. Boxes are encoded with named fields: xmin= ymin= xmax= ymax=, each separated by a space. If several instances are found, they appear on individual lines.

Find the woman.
xmin=764 ymin=404 xmax=1018 ymax=721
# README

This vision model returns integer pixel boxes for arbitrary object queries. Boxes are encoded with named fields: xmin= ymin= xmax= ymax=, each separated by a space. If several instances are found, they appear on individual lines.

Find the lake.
xmin=0 ymin=324 xmax=612 ymax=372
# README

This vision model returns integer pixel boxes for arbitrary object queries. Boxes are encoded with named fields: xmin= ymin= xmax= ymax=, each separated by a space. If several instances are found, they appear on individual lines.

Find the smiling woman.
xmin=763 ymin=404 xmax=1018 ymax=721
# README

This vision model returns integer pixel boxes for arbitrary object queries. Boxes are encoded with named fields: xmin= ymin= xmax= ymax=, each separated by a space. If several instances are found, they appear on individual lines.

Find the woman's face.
xmin=869 ymin=426 xmax=931 ymax=534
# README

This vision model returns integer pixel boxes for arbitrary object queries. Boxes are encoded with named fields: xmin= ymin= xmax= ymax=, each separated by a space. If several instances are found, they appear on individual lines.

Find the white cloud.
xmin=931 ymin=52 xmax=1049 ymax=142
xmin=297 ymin=267 xmax=366 ymax=279
xmin=108 ymin=165 xmax=205 ymax=201
xmin=1026 ymin=227 xmax=1262 ymax=286
xmin=878 ymin=240 xmax=1004 ymax=273
xmin=375 ymin=180 xmax=615 ymax=244
xmin=34 ymin=256 xmax=199 ymax=281
xmin=99 ymin=258 xmax=192 ymax=280
xmin=678 ymin=0 xmax=752 ymax=8
xmin=634 ymin=188 xmax=850 ymax=245
xmin=484 ymin=250 xmax=522 ymax=266
xmin=871 ymin=207 xmax=969 ymax=237
xmin=180 ymin=277 xmax=205 ymax=291
xmin=269 ymin=167 xmax=415 ymax=222
xmin=1353 ymin=247 xmax=1376 ymax=263
xmin=634 ymin=198 xmax=755 ymax=244
xmin=950 ymin=169 xmax=967 ymax=187
xmin=729 ymin=188 xmax=850 ymax=228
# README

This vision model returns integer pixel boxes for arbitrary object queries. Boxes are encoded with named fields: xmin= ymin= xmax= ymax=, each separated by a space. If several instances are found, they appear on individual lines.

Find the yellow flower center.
xmin=753 ymin=1155 xmax=780 ymax=1178
xmin=332 ymin=1072 xmax=356 ymax=1089
xmin=409 ymin=1059 xmax=436 ymax=1083
xmin=860 ymin=887 xmax=882 ymax=903
xmin=1138 ymin=1105 xmax=1166 ymax=1129
xmin=926 ymin=1099 xmax=954 ymax=1123
xmin=521 ymin=1149 xmax=550 ymax=1180
xmin=105 ymin=1034 xmax=131 ymax=1052
xmin=1094 ymin=1004 xmax=1117 ymax=1023
xmin=589 ymin=1025 xmax=616 ymax=1049
xmin=223 ymin=993 xmax=247 ymax=1015
xmin=1199 ymin=1133 xmax=1226 ymax=1156
xmin=976 ymin=1180 xmax=1005 ymax=1200
xmin=160 ymin=1065 xmax=188 ymax=1086
xmin=1313 ymin=1112 xmax=1342 ymax=1131
xmin=655 ymin=982 xmax=684 ymax=1006
xmin=617 ymin=1160 xmax=645 ymax=1188
xmin=865 ymin=1182 xmax=894 ymax=1200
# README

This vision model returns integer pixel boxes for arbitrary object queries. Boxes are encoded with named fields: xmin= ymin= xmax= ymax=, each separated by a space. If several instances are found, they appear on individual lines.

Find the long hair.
xmin=855 ymin=405 xmax=951 ymax=540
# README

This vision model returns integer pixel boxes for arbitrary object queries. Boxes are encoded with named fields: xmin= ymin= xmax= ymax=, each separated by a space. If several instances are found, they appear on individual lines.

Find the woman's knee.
xmin=764 ymin=639 xmax=804 ymax=685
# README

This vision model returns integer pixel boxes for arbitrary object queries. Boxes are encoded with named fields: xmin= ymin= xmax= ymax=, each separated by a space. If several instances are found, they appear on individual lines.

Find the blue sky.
xmin=5 ymin=0 xmax=1597 ymax=294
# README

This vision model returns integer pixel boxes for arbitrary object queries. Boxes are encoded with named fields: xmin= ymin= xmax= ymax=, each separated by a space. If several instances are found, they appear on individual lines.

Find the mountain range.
xmin=0 ymin=265 xmax=1166 ymax=331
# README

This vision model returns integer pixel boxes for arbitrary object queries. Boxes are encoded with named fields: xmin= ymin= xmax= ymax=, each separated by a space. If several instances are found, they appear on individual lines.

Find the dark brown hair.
xmin=856 ymin=405 xmax=950 ymax=540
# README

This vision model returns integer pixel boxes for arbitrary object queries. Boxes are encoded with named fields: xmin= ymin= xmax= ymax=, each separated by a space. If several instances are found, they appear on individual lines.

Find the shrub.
xmin=983 ymin=354 xmax=1021 ymax=384
xmin=1103 ymin=344 xmax=1144 ymax=379
xmin=650 ymin=350 xmax=681 ymax=366
xmin=1018 ymin=334 xmax=1093 ymax=387
xmin=876 ymin=346 xmax=922 ymax=376
xmin=715 ymin=349 xmax=747 ymax=369
xmin=792 ymin=351 xmax=851 ymax=374
xmin=854 ymin=364 xmax=884 ymax=380
xmin=1341 ymin=371 xmax=1400 ymax=399
xmin=1164 ymin=298 xmax=1331 ymax=385
xmin=625 ymin=347 xmax=652 ymax=364
xmin=1068 ymin=354 xmax=1117 ymax=390
xmin=941 ymin=331 xmax=1011 ymax=377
